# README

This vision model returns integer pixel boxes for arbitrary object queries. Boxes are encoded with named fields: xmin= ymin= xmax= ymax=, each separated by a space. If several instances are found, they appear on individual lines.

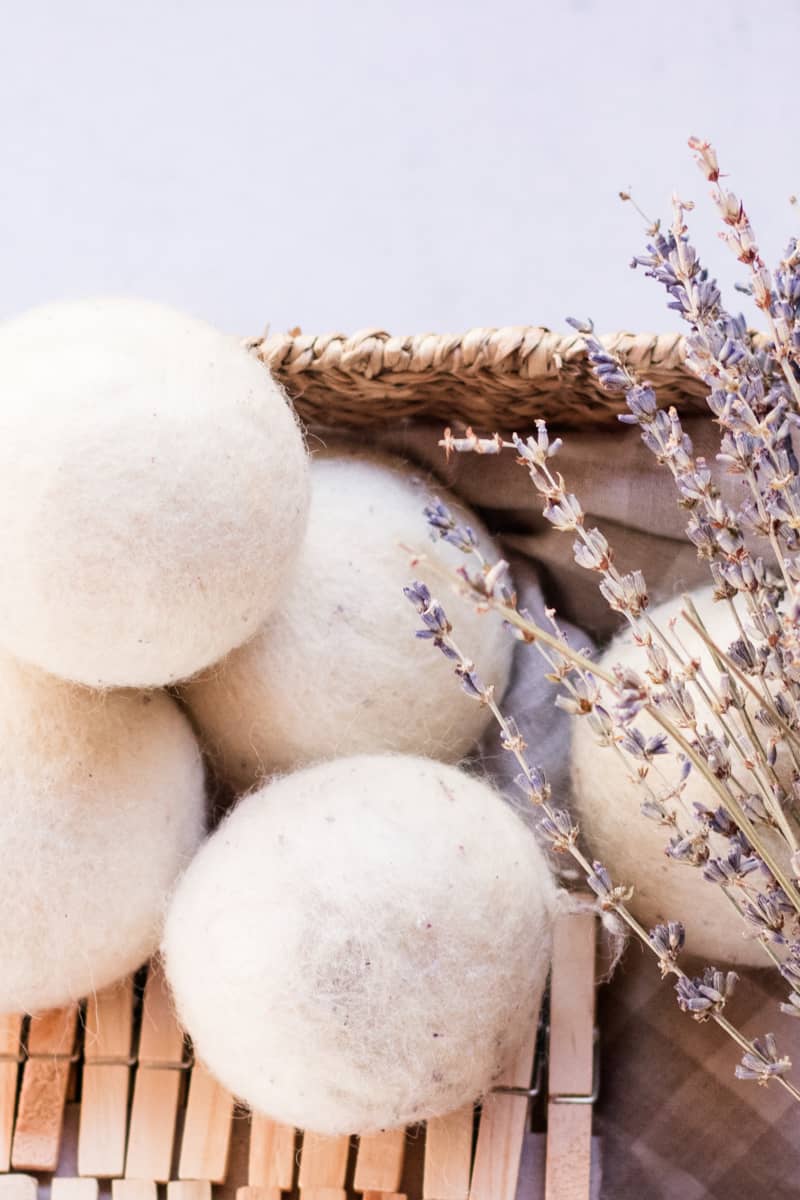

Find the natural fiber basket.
xmin=0 ymin=324 xmax=692 ymax=1200
xmin=254 ymin=326 xmax=702 ymax=429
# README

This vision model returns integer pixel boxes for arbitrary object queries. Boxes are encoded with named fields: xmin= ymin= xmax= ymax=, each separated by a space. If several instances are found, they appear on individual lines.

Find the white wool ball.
xmin=0 ymin=651 xmax=205 ymax=1014
xmin=571 ymin=586 xmax=775 ymax=967
xmin=0 ymin=298 xmax=309 ymax=687
xmin=182 ymin=451 xmax=513 ymax=787
xmin=163 ymin=754 xmax=555 ymax=1135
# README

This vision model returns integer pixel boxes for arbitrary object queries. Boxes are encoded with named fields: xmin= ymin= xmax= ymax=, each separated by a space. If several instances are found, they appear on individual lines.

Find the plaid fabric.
xmin=596 ymin=958 xmax=799 ymax=1199
xmin=377 ymin=421 xmax=800 ymax=1197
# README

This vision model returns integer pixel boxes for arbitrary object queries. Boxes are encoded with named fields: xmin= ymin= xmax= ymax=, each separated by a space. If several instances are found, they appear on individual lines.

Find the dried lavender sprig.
xmin=437 ymin=435 xmax=800 ymax=911
xmin=631 ymin=181 xmax=796 ymax=438
xmin=681 ymin=598 xmax=800 ymax=808
xmin=681 ymin=597 xmax=800 ymax=851
xmin=572 ymin=320 xmax=800 ymax=819
xmin=645 ymin=603 xmax=792 ymax=845
xmin=624 ymin=191 xmax=800 ymax=572
xmin=404 ymin=578 xmax=593 ymax=871
xmin=572 ymin=313 xmax=798 ymax=595
xmin=429 ymin=456 xmax=800 ymax=976
xmin=680 ymin=600 xmax=800 ymax=848
xmin=618 ymin=451 xmax=800 ymax=825
xmin=434 ymin=510 xmax=800 ymax=981
xmin=438 ymin=482 xmax=796 ymax=897
xmin=413 ymin=538 xmax=800 ymax=973
xmin=523 ymin=594 xmax=800 ymax=917
xmin=420 ymin=489 xmax=602 ymax=720
xmin=676 ymin=263 xmax=800 ymax=571
xmin=528 ymin=583 xmax=800 ymax=975
xmin=689 ymin=137 xmax=800 ymax=409
xmin=405 ymin=575 xmax=691 ymax=929
xmin=717 ymin=887 xmax=784 ymax=972
xmin=404 ymin=578 xmax=800 ymax=1101
xmin=775 ymin=237 xmax=800 ymax=370
xmin=682 ymin=592 xmax=798 ymax=766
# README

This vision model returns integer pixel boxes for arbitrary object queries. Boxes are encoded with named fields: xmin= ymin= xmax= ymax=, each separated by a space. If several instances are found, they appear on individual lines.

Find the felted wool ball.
xmin=182 ymin=450 xmax=513 ymax=787
xmin=571 ymin=585 xmax=776 ymax=967
xmin=0 ymin=297 xmax=309 ymax=687
xmin=0 ymin=650 xmax=205 ymax=1014
xmin=163 ymin=754 xmax=555 ymax=1134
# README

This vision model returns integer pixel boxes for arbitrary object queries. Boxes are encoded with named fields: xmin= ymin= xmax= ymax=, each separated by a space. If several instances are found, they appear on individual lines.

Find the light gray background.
xmin=1 ymin=0 xmax=797 ymax=338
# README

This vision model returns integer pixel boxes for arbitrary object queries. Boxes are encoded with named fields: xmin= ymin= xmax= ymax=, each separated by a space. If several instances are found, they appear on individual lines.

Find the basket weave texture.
xmin=253 ymin=327 xmax=705 ymax=429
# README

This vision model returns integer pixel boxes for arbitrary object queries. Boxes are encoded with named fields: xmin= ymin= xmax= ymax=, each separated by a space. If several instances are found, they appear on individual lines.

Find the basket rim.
xmin=252 ymin=325 xmax=711 ymax=431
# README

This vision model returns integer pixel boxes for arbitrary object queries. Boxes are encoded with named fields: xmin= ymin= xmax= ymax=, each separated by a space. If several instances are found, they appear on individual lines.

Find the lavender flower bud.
xmin=735 ymin=1034 xmax=792 ymax=1084
xmin=676 ymin=966 xmax=737 ymax=1018
xmin=649 ymin=921 xmax=685 ymax=963
xmin=742 ymin=893 xmax=788 ymax=943
xmin=539 ymin=808 xmax=578 ymax=851
xmin=455 ymin=662 xmax=486 ymax=700
xmin=586 ymin=861 xmax=632 ymax=909
xmin=423 ymin=499 xmax=479 ymax=553
xmin=780 ymin=992 xmax=800 ymax=1019
xmin=543 ymin=493 xmax=584 ymax=532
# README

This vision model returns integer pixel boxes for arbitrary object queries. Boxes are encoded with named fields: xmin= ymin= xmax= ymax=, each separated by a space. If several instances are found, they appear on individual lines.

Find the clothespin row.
xmin=0 ymin=901 xmax=597 ymax=1200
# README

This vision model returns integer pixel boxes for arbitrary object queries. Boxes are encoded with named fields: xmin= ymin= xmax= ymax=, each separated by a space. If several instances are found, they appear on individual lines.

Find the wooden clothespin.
xmin=79 ymin=977 xmax=135 ymax=1178
xmin=544 ymin=899 xmax=598 ymax=1200
xmin=0 ymin=1015 xmax=23 ymax=1171
xmin=12 ymin=1005 xmax=78 ymax=1172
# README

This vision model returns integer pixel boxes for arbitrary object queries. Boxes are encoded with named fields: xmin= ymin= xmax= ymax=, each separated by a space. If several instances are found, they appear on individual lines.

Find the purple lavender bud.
xmin=736 ymin=1035 xmax=791 ymax=1082
xmin=456 ymin=663 xmax=485 ymax=700
xmin=649 ymin=921 xmax=686 ymax=960
xmin=543 ymin=493 xmax=584 ymax=532
xmin=667 ymin=833 xmax=708 ymax=866
xmin=742 ymin=893 xmax=788 ymax=942
xmin=780 ymin=992 xmax=800 ymax=1019
xmin=587 ymin=861 xmax=614 ymax=899
xmin=424 ymin=499 xmax=479 ymax=553
xmin=404 ymin=580 xmax=432 ymax=609
xmin=640 ymin=798 xmax=669 ymax=822
xmin=727 ymin=638 xmax=758 ymax=672
xmin=539 ymin=808 xmax=578 ymax=847
xmin=676 ymin=967 xmax=736 ymax=1017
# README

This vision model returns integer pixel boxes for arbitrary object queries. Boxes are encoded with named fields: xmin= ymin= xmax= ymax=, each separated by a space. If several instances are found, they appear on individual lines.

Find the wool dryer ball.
xmin=571 ymin=585 xmax=780 ymax=968
xmin=183 ymin=450 xmax=513 ymax=786
xmin=0 ymin=298 xmax=309 ymax=687
xmin=163 ymin=754 xmax=555 ymax=1135
xmin=0 ymin=649 xmax=206 ymax=1015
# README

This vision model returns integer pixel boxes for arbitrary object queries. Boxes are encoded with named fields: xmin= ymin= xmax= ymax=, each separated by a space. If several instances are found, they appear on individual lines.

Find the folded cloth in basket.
xmin=376 ymin=418 xmax=798 ymax=1200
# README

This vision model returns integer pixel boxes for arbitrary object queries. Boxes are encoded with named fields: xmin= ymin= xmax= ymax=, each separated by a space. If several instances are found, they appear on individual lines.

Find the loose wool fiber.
xmin=571 ymin=586 xmax=776 ymax=967
xmin=0 ymin=650 xmax=205 ymax=1014
xmin=163 ymin=754 xmax=555 ymax=1135
xmin=182 ymin=450 xmax=513 ymax=787
xmin=0 ymin=297 xmax=309 ymax=687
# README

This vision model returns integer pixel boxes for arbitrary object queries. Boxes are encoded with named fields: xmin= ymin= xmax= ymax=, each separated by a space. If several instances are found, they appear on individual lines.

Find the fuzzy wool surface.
xmin=0 ymin=650 xmax=206 ymax=1014
xmin=571 ymin=586 xmax=776 ymax=967
xmin=182 ymin=450 xmax=513 ymax=788
xmin=163 ymin=754 xmax=555 ymax=1135
xmin=0 ymin=297 xmax=309 ymax=687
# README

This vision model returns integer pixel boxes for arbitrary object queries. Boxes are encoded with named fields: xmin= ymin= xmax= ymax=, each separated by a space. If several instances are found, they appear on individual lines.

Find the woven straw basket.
xmin=0 ymin=326 xmax=695 ymax=1200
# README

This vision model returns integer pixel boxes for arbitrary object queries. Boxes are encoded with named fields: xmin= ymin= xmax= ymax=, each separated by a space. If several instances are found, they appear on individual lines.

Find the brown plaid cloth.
xmin=379 ymin=420 xmax=800 ymax=1198
xmin=596 ymin=957 xmax=799 ymax=1200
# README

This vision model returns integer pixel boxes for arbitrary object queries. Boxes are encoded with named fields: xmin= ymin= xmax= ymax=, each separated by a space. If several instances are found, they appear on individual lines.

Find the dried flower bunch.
xmin=406 ymin=138 xmax=800 ymax=1098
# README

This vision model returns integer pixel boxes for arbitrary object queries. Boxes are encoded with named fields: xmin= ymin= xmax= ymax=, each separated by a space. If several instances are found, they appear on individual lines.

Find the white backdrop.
xmin=0 ymin=0 xmax=797 ymax=338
